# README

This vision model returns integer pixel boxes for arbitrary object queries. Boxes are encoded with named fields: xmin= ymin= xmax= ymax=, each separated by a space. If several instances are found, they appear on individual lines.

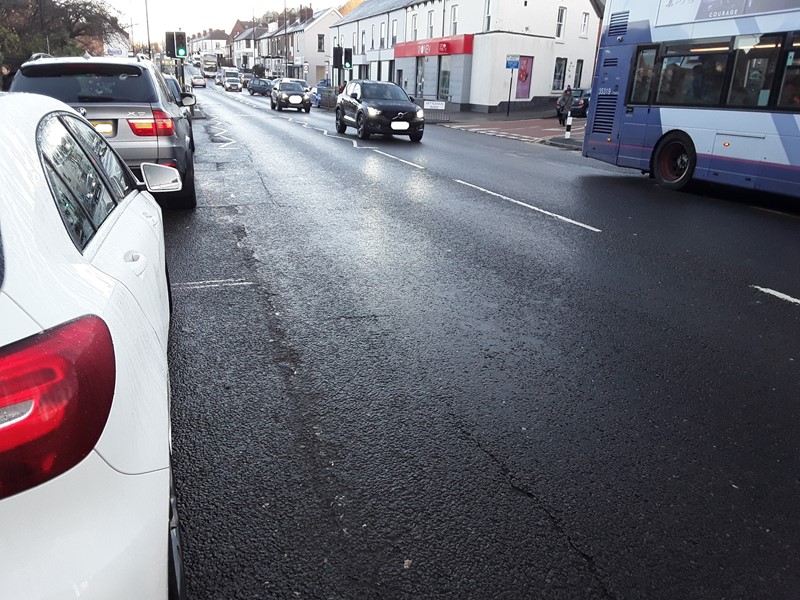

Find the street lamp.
xmin=144 ymin=0 xmax=152 ymax=58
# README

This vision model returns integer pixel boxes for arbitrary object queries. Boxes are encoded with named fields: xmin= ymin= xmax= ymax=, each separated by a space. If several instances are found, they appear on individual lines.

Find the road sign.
xmin=506 ymin=54 xmax=520 ymax=69
xmin=303 ymin=61 xmax=309 ymax=74
xmin=424 ymin=100 xmax=446 ymax=110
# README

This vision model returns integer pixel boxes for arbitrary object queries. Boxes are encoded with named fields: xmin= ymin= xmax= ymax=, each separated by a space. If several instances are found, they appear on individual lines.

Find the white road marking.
xmin=454 ymin=180 xmax=602 ymax=233
xmin=751 ymin=285 xmax=800 ymax=306
xmin=370 ymin=149 xmax=425 ymax=169
xmin=173 ymin=278 xmax=257 ymax=290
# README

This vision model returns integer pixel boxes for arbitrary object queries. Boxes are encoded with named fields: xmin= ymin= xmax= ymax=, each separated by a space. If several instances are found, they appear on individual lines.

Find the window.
xmin=428 ymin=11 xmax=434 ymax=38
xmin=630 ymin=47 xmax=657 ymax=104
xmin=485 ymin=0 xmax=491 ymax=31
xmin=361 ymin=31 xmax=366 ymax=54
xmin=380 ymin=22 xmax=386 ymax=49
xmin=574 ymin=59 xmax=584 ymax=88
xmin=556 ymin=7 xmax=567 ymax=39
xmin=412 ymin=14 xmax=418 ymax=41
xmin=438 ymin=54 xmax=451 ymax=100
xmin=371 ymin=24 xmax=375 ymax=50
xmin=580 ymin=12 xmax=590 ymax=37
xmin=728 ymin=34 xmax=781 ymax=107
xmin=39 ymin=115 xmax=116 ymax=250
xmin=318 ymin=34 xmax=324 ymax=53
xmin=392 ymin=20 xmax=397 ymax=46
xmin=245 ymin=39 xmax=251 ymax=49
xmin=655 ymin=40 xmax=730 ymax=105
xmin=451 ymin=5 xmax=459 ymax=36
xmin=778 ymin=34 xmax=800 ymax=107
xmin=353 ymin=32 xmax=357 ymax=51
xmin=552 ymin=57 xmax=567 ymax=90
xmin=62 ymin=115 xmax=134 ymax=201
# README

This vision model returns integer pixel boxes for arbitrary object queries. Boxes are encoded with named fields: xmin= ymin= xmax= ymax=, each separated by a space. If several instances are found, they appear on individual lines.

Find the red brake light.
xmin=0 ymin=316 xmax=115 ymax=499
xmin=128 ymin=109 xmax=175 ymax=137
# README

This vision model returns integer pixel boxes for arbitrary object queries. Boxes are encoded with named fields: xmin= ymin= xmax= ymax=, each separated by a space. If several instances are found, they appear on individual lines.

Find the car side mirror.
xmin=180 ymin=93 xmax=196 ymax=107
xmin=139 ymin=163 xmax=182 ymax=193
xmin=408 ymin=96 xmax=415 ymax=103
xmin=350 ymin=92 xmax=359 ymax=101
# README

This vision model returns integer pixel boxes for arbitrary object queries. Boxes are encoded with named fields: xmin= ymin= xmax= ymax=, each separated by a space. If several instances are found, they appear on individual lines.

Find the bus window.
xmin=630 ymin=48 xmax=657 ymax=104
xmin=778 ymin=35 xmax=800 ymax=108
xmin=727 ymin=34 xmax=781 ymax=107
xmin=655 ymin=40 xmax=730 ymax=106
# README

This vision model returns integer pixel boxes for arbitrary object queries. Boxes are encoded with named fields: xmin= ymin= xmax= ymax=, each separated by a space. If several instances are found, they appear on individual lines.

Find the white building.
xmin=233 ymin=27 xmax=270 ymax=69
xmin=288 ymin=7 xmax=343 ymax=85
xmin=332 ymin=0 xmax=603 ymax=113
xmin=188 ymin=29 xmax=229 ymax=58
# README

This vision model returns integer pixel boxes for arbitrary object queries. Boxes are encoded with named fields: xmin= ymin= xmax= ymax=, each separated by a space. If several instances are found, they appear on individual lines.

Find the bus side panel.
xmin=757 ymin=114 xmax=800 ymax=195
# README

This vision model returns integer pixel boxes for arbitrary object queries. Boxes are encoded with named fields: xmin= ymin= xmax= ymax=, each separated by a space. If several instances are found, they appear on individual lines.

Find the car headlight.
xmin=303 ymin=94 xmax=309 ymax=100
xmin=367 ymin=106 xmax=381 ymax=117
xmin=281 ymin=93 xmax=289 ymax=100
xmin=416 ymin=108 xmax=425 ymax=119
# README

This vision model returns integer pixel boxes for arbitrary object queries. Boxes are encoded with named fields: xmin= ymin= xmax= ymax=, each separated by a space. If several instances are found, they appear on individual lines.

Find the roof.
xmin=334 ymin=0 xmax=412 ymax=27
xmin=234 ymin=27 xmax=270 ymax=42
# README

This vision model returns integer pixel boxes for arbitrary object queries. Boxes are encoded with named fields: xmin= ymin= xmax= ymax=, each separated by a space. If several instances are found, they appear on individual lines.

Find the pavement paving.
xmin=438 ymin=105 xmax=585 ymax=150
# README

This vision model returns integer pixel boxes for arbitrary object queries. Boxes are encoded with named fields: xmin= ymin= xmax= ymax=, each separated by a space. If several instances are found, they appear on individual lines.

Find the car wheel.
xmin=652 ymin=131 xmax=696 ymax=191
xmin=335 ymin=109 xmax=347 ymax=134
xmin=249 ymin=89 xmax=254 ymax=95
xmin=356 ymin=113 xmax=370 ymax=140
xmin=409 ymin=132 xmax=423 ymax=143
xmin=168 ymin=466 xmax=186 ymax=600
xmin=271 ymin=98 xmax=276 ymax=110
xmin=172 ymin=159 xmax=197 ymax=210
xmin=304 ymin=106 xmax=310 ymax=113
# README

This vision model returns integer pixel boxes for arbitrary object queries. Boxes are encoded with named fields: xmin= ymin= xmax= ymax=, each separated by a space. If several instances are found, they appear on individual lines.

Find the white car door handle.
xmin=124 ymin=251 xmax=148 ymax=276
xmin=141 ymin=210 xmax=159 ymax=227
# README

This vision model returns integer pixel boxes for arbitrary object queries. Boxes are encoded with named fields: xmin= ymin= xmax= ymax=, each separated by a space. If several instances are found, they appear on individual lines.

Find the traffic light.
xmin=174 ymin=32 xmax=187 ymax=58
xmin=333 ymin=46 xmax=342 ymax=69
xmin=165 ymin=31 xmax=176 ymax=58
xmin=343 ymin=48 xmax=352 ymax=69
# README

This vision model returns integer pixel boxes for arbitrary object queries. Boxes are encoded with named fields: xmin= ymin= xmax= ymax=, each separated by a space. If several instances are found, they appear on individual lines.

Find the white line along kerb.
xmin=455 ymin=180 xmax=601 ymax=233
xmin=751 ymin=285 xmax=800 ymax=306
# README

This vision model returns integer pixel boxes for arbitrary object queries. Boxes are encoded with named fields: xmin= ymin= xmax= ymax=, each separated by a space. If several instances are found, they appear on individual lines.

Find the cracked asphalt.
xmin=164 ymin=84 xmax=800 ymax=599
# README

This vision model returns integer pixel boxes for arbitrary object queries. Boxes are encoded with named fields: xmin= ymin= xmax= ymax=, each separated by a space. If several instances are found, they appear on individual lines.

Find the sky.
xmin=104 ymin=0 xmax=309 ymax=48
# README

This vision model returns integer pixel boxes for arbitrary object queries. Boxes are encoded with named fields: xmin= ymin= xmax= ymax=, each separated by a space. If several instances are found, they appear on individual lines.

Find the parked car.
xmin=335 ymin=80 xmax=424 ymax=142
xmin=248 ymin=78 xmax=273 ymax=96
xmin=163 ymin=74 xmax=195 ymax=150
xmin=240 ymin=72 xmax=254 ymax=88
xmin=571 ymin=88 xmax=591 ymax=117
xmin=271 ymin=80 xmax=311 ymax=112
xmin=191 ymin=74 xmax=206 ymax=88
xmin=224 ymin=77 xmax=242 ymax=92
xmin=0 ymin=91 xmax=185 ymax=600
xmin=9 ymin=54 xmax=198 ymax=209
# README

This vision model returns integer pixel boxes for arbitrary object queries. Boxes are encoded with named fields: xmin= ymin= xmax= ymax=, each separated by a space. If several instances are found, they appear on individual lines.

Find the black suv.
xmin=335 ymin=80 xmax=424 ymax=142
xmin=10 ymin=55 xmax=198 ymax=209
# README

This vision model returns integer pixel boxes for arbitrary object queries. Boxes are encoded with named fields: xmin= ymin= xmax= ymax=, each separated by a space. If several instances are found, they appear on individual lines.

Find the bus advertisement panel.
xmin=583 ymin=0 xmax=800 ymax=197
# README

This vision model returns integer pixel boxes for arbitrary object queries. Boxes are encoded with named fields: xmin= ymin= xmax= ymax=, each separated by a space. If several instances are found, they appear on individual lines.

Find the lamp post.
xmin=284 ymin=1 xmax=288 ymax=77
xmin=144 ymin=0 xmax=152 ymax=58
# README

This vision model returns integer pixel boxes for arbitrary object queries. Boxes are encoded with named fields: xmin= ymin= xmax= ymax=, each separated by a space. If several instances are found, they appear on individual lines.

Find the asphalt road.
xmin=165 ymin=82 xmax=800 ymax=599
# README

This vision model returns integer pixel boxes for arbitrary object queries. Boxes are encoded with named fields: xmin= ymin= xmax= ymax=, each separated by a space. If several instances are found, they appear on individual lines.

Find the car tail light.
xmin=578 ymin=99 xmax=585 ymax=107
xmin=0 ymin=316 xmax=115 ymax=499
xmin=128 ymin=109 xmax=175 ymax=137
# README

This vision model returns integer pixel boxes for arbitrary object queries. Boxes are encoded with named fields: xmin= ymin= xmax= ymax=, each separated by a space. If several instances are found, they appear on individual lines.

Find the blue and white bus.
xmin=583 ymin=0 xmax=800 ymax=196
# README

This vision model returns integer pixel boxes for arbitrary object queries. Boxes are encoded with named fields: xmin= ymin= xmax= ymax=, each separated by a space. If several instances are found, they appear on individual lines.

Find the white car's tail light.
xmin=0 ymin=316 xmax=115 ymax=499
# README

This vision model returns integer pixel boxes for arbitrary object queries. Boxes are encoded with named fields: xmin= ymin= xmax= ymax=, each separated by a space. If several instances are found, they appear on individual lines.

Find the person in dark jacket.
xmin=1 ymin=64 xmax=14 ymax=91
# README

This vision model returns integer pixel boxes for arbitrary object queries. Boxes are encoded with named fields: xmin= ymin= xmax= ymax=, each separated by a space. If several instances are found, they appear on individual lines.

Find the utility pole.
xmin=284 ymin=0 xmax=288 ymax=77
xmin=145 ymin=0 xmax=153 ymax=58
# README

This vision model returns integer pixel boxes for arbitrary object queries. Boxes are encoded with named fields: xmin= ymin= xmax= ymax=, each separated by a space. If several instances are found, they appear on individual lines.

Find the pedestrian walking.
xmin=1 ymin=64 xmax=14 ymax=92
xmin=556 ymin=85 xmax=573 ymax=126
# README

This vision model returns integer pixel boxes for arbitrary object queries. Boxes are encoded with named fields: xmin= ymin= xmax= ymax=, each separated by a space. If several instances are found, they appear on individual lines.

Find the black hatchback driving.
xmin=335 ymin=80 xmax=424 ymax=142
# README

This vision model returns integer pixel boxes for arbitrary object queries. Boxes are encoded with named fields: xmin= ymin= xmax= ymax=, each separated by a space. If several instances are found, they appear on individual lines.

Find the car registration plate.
xmin=391 ymin=121 xmax=409 ymax=131
xmin=289 ymin=96 xmax=302 ymax=104
xmin=91 ymin=120 xmax=114 ymax=136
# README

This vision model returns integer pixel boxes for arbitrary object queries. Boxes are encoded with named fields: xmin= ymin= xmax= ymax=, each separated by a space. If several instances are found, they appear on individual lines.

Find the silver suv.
xmin=10 ymin=55 xmax=198 ymax=209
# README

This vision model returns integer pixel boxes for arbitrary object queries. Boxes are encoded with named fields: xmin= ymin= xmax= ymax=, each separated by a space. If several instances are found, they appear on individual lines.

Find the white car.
xmin=0 ymin=93 xmax=185 ymax=599
xmin=191 ymin=74 xmax=206 ymax=88
xmin=224 ymin=77 xmax=241 ymax=92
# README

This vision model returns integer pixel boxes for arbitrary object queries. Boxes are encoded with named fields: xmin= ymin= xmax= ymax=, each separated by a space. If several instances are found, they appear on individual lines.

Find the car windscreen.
xmin=13 ymin=64 xmax=156 ymax=103
xmin=281 ymin=83 xmax=304 ymax=92
xmin=362 ymin=83 xmax=408 ymax=101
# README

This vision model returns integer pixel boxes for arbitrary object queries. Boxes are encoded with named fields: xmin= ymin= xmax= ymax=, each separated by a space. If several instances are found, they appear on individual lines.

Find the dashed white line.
xmin=370 ymin=149 xmax=425 ymax=169
xmin=173 ymin=278 xmax=257 ymax=290
xmin=751 ymin=285 xmax=800 ymax=306
xmin=454 ymin=180 xmax=602 ymax=233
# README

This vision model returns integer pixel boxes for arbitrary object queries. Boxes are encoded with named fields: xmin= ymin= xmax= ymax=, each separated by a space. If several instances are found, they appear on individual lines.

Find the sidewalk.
xmin=436 ymin=105 xmax=584 ymax=150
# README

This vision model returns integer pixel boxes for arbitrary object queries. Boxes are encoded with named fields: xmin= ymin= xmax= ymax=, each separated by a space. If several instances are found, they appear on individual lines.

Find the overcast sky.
xmin=105 ymin=0 xmax=308 ymax=47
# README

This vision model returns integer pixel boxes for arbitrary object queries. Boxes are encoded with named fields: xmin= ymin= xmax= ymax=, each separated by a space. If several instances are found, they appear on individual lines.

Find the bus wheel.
xmin=653 ymin=132 xmax=696 ymax=191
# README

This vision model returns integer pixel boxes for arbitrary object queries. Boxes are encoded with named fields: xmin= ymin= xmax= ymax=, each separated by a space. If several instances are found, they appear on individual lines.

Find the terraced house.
xmin=330 ymin=0 xmax=604 ymax=113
